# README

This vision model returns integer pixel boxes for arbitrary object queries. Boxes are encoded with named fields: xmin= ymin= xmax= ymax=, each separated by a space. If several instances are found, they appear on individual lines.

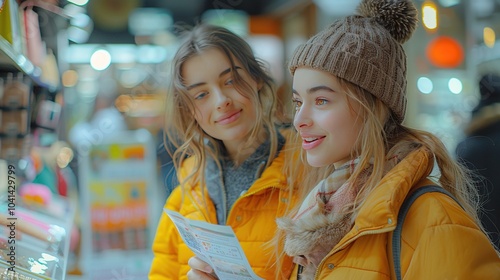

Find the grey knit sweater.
xmin=205 ymin=131 xmax=285 ymax=224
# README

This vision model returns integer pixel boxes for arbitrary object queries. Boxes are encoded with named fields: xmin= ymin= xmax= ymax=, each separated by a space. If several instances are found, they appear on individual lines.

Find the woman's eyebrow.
xmin=185 ymin=66 xmax=242 ymax=90
xmin=292 ymin=85 xmax=334 ymax=95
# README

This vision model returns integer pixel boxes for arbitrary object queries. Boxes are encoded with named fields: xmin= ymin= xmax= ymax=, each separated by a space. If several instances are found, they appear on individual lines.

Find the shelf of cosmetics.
xmin=0 ymin=72 xmax=31 ymax=160
xmin=0 ymin=0 xmax=59 ymax=92
xmin=0 ymin=191 xmax=74 ymax=280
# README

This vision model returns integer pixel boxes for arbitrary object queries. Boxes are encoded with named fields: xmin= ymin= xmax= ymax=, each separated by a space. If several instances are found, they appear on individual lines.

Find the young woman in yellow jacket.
xmin=149 ymin=24 xmax=299 ymax=279
xmin=275 ymin=0 xmax=500 ymax=279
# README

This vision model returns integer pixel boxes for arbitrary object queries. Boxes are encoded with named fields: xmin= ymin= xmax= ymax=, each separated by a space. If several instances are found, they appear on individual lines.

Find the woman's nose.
xmin=293 ymin=107 xmax=312 ymax=129
xmin=214 ymin=89 xmax=231 ymax=110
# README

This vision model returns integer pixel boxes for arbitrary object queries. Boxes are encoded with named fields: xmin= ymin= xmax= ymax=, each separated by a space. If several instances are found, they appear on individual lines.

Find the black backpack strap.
xmin=392 ymin=185 xmax=462 ymax=280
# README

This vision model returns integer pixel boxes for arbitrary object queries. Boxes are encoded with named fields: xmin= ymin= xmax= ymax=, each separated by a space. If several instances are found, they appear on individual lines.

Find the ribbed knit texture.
xmin=289 ymin=15 xmax=409 ymax=123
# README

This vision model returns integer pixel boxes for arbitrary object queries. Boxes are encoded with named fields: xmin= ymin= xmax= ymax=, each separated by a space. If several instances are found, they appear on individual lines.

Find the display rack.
xmin=78 ymin=129 xmax=160 ymax=279
xmin=0 ymin=23 xmax=59 ymax=160
xmin=1 ymin=1 xmax=72 ymax=279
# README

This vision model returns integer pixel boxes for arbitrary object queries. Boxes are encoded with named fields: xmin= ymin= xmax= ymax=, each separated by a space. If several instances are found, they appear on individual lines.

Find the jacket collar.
xmin=344 ymin=148 xmax=435 ymax=238
xmin=245 ymin=140 xmax=288 ymax=193
xmin=179 ymin=135 xmax=289 ymax=192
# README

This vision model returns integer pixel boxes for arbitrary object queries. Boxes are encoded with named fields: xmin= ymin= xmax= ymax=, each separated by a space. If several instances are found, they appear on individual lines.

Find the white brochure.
xmin=164 ymin=209 xmax=263 ymax=280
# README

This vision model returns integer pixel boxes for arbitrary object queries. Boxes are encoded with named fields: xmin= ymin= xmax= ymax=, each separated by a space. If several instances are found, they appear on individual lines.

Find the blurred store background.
xmin=0 ymin=0 xmax=499 ymax=279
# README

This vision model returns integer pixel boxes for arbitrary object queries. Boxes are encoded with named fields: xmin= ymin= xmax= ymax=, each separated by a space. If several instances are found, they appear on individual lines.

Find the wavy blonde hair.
xmin=163 ymin=24 xmax=280 ymax=190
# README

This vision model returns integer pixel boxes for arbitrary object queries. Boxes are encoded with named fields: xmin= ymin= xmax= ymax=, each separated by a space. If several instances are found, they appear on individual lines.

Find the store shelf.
xmin=0 ymin=132 xmax=28 ymax=138
xmin=0 ymin=194 xmax=75 ymax=280
xmin=0 ymin=35 xmax=57 ymax=91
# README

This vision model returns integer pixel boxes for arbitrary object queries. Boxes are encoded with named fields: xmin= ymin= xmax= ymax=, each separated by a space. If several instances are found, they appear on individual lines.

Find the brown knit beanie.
xmin=289 ymin=0 xmax=418 ymax=123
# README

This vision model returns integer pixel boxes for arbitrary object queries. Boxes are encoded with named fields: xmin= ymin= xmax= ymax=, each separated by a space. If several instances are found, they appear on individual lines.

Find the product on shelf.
xmin=0 ymin=194 xmax=73 ymax=280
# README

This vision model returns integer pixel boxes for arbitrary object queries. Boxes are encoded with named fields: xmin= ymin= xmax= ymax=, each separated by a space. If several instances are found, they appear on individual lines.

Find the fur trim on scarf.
xmin=277 ymin=213 xmax=352 ymax=278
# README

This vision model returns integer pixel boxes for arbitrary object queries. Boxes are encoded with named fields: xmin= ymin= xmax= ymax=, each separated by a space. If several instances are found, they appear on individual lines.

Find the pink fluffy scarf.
xmin=277 ymin=144 xmax=412 ymax=280
xmin=277 ymin=159 xmax=362 ymax=279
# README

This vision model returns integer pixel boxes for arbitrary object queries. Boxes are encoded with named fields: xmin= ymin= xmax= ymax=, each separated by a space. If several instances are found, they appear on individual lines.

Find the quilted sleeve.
xmin=402 ymin=194 xmax=500 ymax=279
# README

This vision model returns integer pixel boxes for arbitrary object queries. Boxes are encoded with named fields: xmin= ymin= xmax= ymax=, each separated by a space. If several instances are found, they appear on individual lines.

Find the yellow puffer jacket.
xmin=149 ymin=142 xmax=298 ymax=279
xmin=308 ymin=148 xmax=500 ymax=279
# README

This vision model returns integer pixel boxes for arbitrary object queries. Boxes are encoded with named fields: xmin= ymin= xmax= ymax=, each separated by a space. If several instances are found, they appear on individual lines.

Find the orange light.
xmin=426 ymin=36 xmax=464 ymax=68
xmin=249 ymin=16 xmax=281 ymax=36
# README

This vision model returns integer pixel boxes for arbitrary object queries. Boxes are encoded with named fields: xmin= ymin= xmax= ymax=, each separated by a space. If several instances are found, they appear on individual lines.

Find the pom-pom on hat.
xmin=289 ymin=0 xmax=418 ymax=123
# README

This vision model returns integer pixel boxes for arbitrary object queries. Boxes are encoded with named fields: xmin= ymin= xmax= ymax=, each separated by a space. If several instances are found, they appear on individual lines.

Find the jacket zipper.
xmin=220 ymin=172 xmax=227 ymax=225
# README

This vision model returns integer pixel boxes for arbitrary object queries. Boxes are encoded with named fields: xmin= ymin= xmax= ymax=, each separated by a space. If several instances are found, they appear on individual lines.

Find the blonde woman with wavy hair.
xmin=150 ymin=24 xmax=299 ymax=279
xmin=274 ymin=0 xmax=500 ymax=279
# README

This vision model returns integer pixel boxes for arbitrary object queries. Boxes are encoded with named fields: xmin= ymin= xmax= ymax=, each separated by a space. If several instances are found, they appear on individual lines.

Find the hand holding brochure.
xmin=164 ymin=209 xmax=264 ymax=280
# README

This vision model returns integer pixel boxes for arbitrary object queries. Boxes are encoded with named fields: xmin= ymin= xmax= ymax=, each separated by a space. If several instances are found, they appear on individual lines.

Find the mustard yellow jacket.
xmin=149 ymin=144 xmax=297 ymax=279
xmin=307 ymin=148 xmax=500 ymax=279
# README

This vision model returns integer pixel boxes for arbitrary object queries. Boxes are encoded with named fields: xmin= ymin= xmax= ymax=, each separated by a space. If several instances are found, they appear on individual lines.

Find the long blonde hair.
xmin=164 ymin=24 xmax=279 ymax=190
xmin=272 ymin=75 xmax=486 ymax=277
xmin=339 ymin=78 xmax=481 ymax=220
